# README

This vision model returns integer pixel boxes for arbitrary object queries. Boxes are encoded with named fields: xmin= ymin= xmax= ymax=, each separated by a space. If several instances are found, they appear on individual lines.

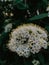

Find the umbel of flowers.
xmin=7 ymin=24 xmax=48 ymax=58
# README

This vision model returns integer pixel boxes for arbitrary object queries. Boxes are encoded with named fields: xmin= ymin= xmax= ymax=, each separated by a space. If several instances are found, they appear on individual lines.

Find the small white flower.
xmin=46 ymin=6 xmax=49 ymax=11
xmin=36 ymin=10 xmax=39 ymax=15
xmin=10 ymin=13 xmax=14 ymax=16
xmin=32 ymin=59 xmax=40 ymax=65
xmin=7 ymin=24 xmax=48 ymax=58
xmin=4 ymin=23 xmax=12 ymax=32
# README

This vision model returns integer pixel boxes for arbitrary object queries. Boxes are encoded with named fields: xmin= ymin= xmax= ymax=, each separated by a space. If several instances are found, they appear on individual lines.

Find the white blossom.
xmin=46 ymin=6 xmax=49 ymax=11
xmin=32 ymin=59 xmax=40 ymax=65
xmin=7 ymin=24 xmax=48 ymax=58
xmin=36 ymin=10 xmax=39 ymax=15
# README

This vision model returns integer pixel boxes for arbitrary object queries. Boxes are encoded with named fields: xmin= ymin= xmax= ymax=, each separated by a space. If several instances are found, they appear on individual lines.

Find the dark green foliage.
xmin=0 ymin=0 xmax=49 ymax=65
xmin=28 ymin=13 xmax=48 ymax=21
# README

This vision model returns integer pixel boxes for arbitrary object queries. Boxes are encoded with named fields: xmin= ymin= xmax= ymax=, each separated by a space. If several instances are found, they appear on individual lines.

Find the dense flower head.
xmin=7 ymin=24 xmax=48 ymax=58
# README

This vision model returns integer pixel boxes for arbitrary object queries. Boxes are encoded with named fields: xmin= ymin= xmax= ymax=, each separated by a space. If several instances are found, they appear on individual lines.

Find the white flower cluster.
xmin=7 ymin=24 xmax=48 ymax=58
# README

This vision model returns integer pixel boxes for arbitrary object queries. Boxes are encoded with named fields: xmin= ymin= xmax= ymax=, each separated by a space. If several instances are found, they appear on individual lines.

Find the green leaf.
xmin=17 ymin=3 xmax=28 ymax=9
xmin=23 ymin=59 xmax=32 ymax=65
xmin=37 ymin=53 xmax=47 ymax=65
xmin=42 ymin=0 xmax=48 ymax=5
xmin=45 ymin=25 xmax=49 ymax=32
xmin=14 ymin=0 xmax=22 ymax=4
xmin=0 ymin=32 xmax=8 ymax=45
xmin=13 ymin=0 xmax=28 ymax=9
xmin=28 ymin=13 xmax=48 ymax=21
xmin=0 ymin=60 xmax=6 ymax=65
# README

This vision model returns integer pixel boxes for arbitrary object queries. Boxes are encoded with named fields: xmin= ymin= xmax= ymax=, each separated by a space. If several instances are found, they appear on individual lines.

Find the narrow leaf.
xmin=29 ymin=13 xmax=48 ymax=21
